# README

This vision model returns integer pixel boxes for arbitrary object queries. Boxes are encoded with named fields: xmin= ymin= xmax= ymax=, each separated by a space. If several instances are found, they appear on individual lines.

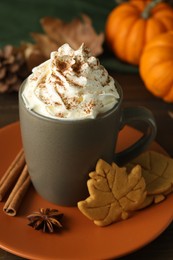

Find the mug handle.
xmin=115 ymin=106 xmax=157 ymax=165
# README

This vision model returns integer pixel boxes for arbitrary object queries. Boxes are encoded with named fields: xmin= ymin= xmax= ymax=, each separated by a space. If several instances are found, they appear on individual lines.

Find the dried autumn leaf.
xmin=78 ymin=159 xmax=146 ymax=226
xmin=30 ymin=33 xmax=58 ymax=59
xmin=126 ymin=151 xmax=173 ymax=208
xmin=40 ymin=15 xmax=104 ymax=57
xmin=24 ymin=14 xmax=104 ymax=71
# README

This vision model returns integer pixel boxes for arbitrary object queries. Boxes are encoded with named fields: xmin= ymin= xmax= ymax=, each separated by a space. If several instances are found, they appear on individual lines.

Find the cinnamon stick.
xmin=0 ymin=148 xmax=25 ymax=201
xmin=3 ymin=164 xmax=31 ymax=216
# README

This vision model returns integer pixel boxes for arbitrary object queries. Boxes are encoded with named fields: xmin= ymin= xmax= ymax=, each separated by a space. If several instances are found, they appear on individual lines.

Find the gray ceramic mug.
xmin=19 ymin=80 xmax=157 ymax=206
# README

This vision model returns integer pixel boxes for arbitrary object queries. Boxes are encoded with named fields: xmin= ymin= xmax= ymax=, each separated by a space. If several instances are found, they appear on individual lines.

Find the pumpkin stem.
xmin=141 ymin=0 xmax=163 ymax=19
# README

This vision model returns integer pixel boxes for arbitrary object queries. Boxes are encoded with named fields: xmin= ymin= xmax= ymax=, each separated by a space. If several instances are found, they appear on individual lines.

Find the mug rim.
xmin=19 ymin=78 xmax=123 ymax=124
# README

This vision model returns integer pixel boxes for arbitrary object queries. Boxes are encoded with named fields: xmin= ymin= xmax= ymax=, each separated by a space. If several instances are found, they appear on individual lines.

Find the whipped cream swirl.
xmin=22 ymin=43 xmax=119 ymax=119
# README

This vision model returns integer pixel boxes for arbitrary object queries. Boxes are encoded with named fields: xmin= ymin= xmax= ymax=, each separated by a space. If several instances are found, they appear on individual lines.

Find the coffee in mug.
xmin=19 ymin=43 xmax=157 ymax=206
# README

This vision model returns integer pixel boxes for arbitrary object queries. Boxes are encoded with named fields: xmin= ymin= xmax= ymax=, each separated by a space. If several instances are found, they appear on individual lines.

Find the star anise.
xmin=27 ymin=208 xmax=63 ymax=233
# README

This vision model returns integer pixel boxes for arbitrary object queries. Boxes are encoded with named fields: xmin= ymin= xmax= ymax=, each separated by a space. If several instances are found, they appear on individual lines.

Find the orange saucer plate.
xmin=0 ymin=122 xmax=173 ymax=260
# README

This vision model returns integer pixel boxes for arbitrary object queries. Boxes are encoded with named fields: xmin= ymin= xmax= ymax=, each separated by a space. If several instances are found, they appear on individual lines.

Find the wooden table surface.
xmin=0 ymin=72 xmax=173 ymax=259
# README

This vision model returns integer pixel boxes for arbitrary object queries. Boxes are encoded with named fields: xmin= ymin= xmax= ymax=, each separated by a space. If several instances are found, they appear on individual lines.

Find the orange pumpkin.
xmin=140 ymin=31 xmax=173 ymax=103
xmin=106 ymin=0 xmax=173 ymax=65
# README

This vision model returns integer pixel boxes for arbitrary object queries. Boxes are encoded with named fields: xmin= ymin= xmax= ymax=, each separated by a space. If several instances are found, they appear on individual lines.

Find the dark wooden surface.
xmin=0 ymin=73 xmax=173 ymax=260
